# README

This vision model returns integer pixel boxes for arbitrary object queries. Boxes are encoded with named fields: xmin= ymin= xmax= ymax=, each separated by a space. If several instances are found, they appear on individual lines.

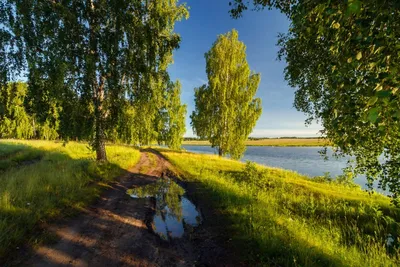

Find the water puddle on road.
xmin=127 ymin=178 xmax=202 ymax=241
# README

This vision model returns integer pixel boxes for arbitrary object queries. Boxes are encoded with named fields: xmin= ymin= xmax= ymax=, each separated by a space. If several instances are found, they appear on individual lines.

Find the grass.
xmin=182 ymin=138 xmax=329 ymax=147
xmin=0 ymin=143 xmax=44 ymax=172
xmin=160 ymin=150 xmax=400 ymax=266
xmin=0 ymin=139 xmax=140 ymax=262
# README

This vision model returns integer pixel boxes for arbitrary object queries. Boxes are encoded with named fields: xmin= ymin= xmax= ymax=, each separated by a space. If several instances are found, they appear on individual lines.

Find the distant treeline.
xmin=183 ymin=137 xmax=322 ymax=141
xmin=248 ymin=137 xmax=322 ymax=140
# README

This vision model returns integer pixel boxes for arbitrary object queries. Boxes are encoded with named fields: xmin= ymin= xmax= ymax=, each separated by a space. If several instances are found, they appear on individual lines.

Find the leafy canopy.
xmin=230 ymin=0 xmax=400 ymax=200
xmin=191 ymin=30 xmax=262 ymax=159
xmin=0 ymin=0 xmax=189 ymax=158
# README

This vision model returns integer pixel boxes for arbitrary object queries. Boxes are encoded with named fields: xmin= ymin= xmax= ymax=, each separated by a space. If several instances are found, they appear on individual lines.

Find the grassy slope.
xmin=0 ymin=140 xmax=140 ymax=261
xmin=161 ymin=150 xmax=400 ymax=267
xmin=182 ymin=138 xmax=329 ymax=147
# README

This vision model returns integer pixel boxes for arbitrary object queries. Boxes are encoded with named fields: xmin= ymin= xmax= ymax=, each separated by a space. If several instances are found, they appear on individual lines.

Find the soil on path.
xmin=19 ymin=150 xmax=230 ymax=267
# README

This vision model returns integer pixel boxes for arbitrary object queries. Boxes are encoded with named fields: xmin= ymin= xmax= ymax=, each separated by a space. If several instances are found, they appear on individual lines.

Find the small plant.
xmin=336 ymin=171 xmax=359 ymax=188
xmin=312 ymin=172 xmax=333 ymax=183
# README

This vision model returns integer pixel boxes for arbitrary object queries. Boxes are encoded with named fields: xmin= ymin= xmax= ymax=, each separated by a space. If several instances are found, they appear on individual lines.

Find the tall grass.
xmin=0 ymin=140 xmax=140 ymax=261
xmin=162 ymin=151 xmax=400 ymax=266
xmin=0 ymin=142 xmax=44 ymax=172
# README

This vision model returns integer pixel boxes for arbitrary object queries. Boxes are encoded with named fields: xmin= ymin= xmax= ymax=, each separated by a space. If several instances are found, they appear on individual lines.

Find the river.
xmin=181 ymin=145 xmax=384 ymax=193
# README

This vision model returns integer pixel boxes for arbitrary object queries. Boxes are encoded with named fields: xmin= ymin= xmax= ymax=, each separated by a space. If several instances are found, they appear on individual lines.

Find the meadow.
xmin=2 ymin=140 xmax=399 ymax=266
xmin=161 ymin=150 xmax=400 ymax=266
xmin=0 ymin=140 xmax=140 ymax=261
xmin=182 ymin=138 xmax=329 ymax=147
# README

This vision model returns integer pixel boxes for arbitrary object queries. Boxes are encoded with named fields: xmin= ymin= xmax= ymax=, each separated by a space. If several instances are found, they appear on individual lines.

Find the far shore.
xmin=182 ymin=138 xmax=330 ymax=147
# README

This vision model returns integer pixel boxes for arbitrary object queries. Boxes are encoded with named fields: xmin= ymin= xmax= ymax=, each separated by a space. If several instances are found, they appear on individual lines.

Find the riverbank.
xmin=160 ymin=149 xmax=400 ymax=266
xmin=183 ymin=138 xmax=329 ymax=146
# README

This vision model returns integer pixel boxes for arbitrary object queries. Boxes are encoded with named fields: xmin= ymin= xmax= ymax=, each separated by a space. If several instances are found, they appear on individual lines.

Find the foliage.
xmin=1 ymin=0 xmax=189 ymax=160
xmin=191 ymin=30 xmax=262 ymax=159
xmin=229 ymin=0 xmax=292 ymax=18
xmin=161 ymin=81 xmax=187 ymax=150
xmin=0 ymin=83 xmax=34 ymax=139
xmin=162 ymin=150 xmax=400 ymax=266
xmin=0 ymin=140 xmax=140 ymax=260
xmin=230 ymin=0 xmax=400 ymax=200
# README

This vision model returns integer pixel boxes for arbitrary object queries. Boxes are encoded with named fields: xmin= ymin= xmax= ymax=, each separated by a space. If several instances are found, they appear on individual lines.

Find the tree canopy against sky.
xmin=0 ymin=0 xmax=188 ymax=161
xmin=230 ymin=0 xmax=400 ymax=200
xmin=191 ymin=30 xmax=262 ymax=159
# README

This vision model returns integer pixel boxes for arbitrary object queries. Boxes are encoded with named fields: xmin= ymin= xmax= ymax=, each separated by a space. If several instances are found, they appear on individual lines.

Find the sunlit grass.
xmin=161 ymin=151 xmax=400 ymax=266
xmin=182 ymin=138 xmax=330 ymax=147
xmin=0 ymin=140 xmax=140 ymax=261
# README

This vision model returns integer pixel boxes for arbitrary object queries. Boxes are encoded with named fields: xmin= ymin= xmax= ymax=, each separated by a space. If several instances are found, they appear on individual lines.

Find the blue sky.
xmin=169 ymin=0 xmax=322 ymax=138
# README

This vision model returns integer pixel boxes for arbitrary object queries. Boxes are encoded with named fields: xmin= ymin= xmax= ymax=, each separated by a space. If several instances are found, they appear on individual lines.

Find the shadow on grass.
xmin=171 ymin=163 xmax=400 ymax=266
xmin=4 ymin=183 xmax=161 ymax=266
xmin=180 ymin=177 xmax=346 ymax=266
xmin=0 ymin=142 xmax=130 ymax=265
xmin=0 ymin=142 xmax=45 ymax=172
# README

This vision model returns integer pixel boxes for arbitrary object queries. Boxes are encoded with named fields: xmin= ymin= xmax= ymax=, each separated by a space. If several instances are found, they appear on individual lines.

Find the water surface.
xmin=182 ymin=145 xmax=383 ymax=193
xmin=127 ymin=178 xmax=202 ymax=240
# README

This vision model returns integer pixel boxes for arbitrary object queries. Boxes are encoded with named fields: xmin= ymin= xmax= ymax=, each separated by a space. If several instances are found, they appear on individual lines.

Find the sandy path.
xmin=20 ymin=151 xmax=204 ymax=267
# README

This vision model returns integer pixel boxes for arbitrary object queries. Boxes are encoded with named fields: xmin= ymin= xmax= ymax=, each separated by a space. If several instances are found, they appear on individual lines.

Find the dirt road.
xmin=19 ymin=151 xmax=229 ymax=267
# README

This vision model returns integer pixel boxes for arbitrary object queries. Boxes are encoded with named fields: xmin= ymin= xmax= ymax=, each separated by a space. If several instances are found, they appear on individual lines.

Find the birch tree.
xmin=191 ymin=30 xmax=262 ymax=159
xmin=1 ymin=0 xmax=188 ymax=161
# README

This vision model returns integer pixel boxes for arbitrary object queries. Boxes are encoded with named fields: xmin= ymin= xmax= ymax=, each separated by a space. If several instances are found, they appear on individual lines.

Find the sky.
xmin=168 ymin=0 xmax=322 ymax=138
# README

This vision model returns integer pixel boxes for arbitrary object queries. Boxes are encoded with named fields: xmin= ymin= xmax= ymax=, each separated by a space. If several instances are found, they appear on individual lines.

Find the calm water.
xmin=182 ymin=145 xmax=382 ymax=192
xmin=127 ymin=178 xmax=202 ymax=241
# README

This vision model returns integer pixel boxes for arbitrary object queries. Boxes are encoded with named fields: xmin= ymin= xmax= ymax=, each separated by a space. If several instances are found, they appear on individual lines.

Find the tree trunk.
xmin=95 ymin=118 xmax=107 ymax=161
xmin=218 ymin=147 xmax=223 ymax=156
xmin=94 ymin=83 xmax=107 ymax=161
xmin=95 ymin=137 xmax=107 ymax=161
xmin=88 ymin=0 xmax=107 ymax=162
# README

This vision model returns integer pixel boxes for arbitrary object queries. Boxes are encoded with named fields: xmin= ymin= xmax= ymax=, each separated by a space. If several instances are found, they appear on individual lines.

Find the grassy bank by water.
xmin=0 ymin=140 xmax=140 ymax=261
xmin=183 ymin=138 xmax=329 ymax=147
xmin=161 ymin=150 xmax=400 ymax=266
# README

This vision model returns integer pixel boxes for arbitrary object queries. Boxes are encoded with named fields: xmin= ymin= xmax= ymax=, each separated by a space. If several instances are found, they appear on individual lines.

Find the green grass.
xmin=182 ymin=138 xmax=330 ymax=147
xmin=0 ymin=143 xmax=44 ymax=172
xmin=0 ymin=140 xmax=140 ymax=261
xmin=161 ymin=151 xmax=400 ymax=266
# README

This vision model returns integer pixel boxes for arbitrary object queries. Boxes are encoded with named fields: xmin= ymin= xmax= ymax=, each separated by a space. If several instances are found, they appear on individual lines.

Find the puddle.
xmin=127 ymin=178 xmax=202 ymax=241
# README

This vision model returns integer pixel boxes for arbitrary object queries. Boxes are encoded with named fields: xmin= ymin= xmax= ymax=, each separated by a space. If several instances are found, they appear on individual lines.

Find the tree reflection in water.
xmin=127 ymin=179 xmax=201 ymax=240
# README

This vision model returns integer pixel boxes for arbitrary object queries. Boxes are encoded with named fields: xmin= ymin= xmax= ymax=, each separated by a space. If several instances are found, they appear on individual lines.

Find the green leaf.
xmin=367 ymin=96 xmax=378 ymax=106
xmin=356 ymin=51 xmax=362 ymax=60
xmin=374 ymin=46 xmax=385 ymax=54
xmin=369 ymin=62 xmax=377 ymax=70
xmin=347 ymin=57 xmax=353 ymax=63
xmin=367 ymin=107 xmax=379 ymax=123
xmin=374 ymin=83 xmax=383 ymax=91
xmin=376 ymin=90 xmax=391 ymax=98
xmin=347 ymin=0 xmax=362 ymax=15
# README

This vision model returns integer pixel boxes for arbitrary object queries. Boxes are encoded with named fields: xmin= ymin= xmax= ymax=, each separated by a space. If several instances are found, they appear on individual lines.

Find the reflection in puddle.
xmin=127 ymin=179 xmax=202 ymax=241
